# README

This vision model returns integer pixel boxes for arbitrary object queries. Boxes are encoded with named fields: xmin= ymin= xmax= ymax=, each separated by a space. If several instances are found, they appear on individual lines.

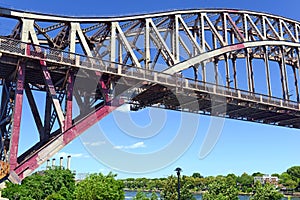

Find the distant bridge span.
xmin=0 ymin=7 xmax=300 ymax=182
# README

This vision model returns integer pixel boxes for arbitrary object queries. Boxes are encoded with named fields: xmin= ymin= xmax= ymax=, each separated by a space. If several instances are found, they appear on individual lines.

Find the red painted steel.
xmin=13 ymin=102 xmax=121 ymax=179
xmin=65 ymin=72 xmax=74 ymax=130
xmin=9 ymin=61 xmax=25 ymax=170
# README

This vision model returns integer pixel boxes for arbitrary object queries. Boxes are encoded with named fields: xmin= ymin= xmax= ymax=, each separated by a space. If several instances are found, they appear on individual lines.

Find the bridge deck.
xmin=0 ymin=37 xmax=299 ymax=129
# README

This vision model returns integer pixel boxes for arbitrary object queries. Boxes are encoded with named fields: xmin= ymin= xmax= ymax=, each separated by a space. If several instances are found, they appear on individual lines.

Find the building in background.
xmin=254 ymin=174 xmax=279 ymax=187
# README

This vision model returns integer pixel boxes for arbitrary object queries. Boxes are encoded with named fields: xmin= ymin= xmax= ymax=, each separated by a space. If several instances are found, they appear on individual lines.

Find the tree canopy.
xmin=74 ymin=172 xmax=124 ymax=200
xmin=160 ymin=175 xmax=195 ymax=200
xmin=251 ymin=182 xmax=283 ymax=200
xmin=192 ymin=172 xmax=203 ymax=179
xmin=3 ymin=165 xmax=300 ymax=199
xmin=2 ymin=167 xmax=75 ymax=200
xmin=202 ymin=176 xmax=239 ymax=200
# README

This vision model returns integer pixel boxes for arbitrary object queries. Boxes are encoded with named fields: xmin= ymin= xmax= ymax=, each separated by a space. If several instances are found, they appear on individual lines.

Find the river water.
xmin=125 ymin=191 xmax=300 ymax=200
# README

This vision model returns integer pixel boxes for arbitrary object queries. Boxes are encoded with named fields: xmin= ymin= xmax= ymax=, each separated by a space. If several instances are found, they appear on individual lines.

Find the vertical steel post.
xmin=296 ymin=47 xmax=300 ymax=102
xmin=225 ymin=53 xmax=231 ymax=87
xmin=292 ymin=66 xmax=299 ymax=102
xmin=44 ymin=94 xmax=51 ymax=139
xmin=145 ymin=19 xmax=151 ymax=70
xmin=222 ymin=13 xmax=228 ymax=44
xmin=214 ymin=58 xmax=219 ymax=85
xmin=193 ymin=66 xmax=198 ymax=81
xmin=118 ymin=38 xmax=123 ymax=64
xmin=263 ymin=46 xmax=272 ymax=97
xmin=110 ymin=22 xmax=117 ymax=66
xmin=65 ymin=71 xmax=74 ymax=130
xmin=245 ymin=49 xmax=254 ymax=93
xmin=9 ymin=61 xmax=25 ymax=170
xmin=232 ymin=55 xmax=238 ymax=89
xmin=201 ymin=62 xmax=206 ymax=84
xmin=279 ymin=46 xmax=288 ymax=100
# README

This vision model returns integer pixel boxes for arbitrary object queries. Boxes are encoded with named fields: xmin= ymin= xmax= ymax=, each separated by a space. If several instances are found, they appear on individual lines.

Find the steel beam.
xmin=214 ymin=59 xmax=219 ymax=85
xmin=13 ymin=103 xmax=120 ymax=180
xmin=224 ymin=53 xmax=230 ymax=87
xmin=279 ymin=46 xmax=289 ymax=100
xmin=245 ymin=49 xmax=255 ymax=93
xmin=65 ymin=71 xmax=74 ymax=130
xmin=44 ymin=94 xmax=52 ymax=139
xmin=232 ymin=55 xmax=238 ymax=89
xmin=40 ymin=62 xmax=65 ymax=130
xmin=263 ymin=46 xmax=272 ymax=97
xmin=292 ymin=66 xmax=299 ymax=102
xmin=9 ymin=61 xmax=25 ymax=170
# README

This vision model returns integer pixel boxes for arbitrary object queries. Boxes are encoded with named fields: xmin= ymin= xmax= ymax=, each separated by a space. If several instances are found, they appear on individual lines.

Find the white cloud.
xmin=83 ymin=141 xmax=106 ymax=146
xmin=114 ymin=142 xmax=146 ymax=150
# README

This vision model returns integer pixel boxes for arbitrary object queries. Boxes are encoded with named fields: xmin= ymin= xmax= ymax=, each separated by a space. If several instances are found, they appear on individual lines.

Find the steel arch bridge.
xmin=0 ymin=7 xmax=300 ymax=182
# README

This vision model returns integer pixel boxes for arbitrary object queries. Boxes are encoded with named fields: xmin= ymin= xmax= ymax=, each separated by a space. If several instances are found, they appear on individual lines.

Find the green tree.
xmin=74 ymin=172 xmax=124 ymax=200
xmin=287 ymin=166 xmax=300 ymax=180
xmin=251 ymin=182 xmax=283 ymax=200
xmin=192 ymin=172 xmax=203 ymax=178
xmin=2 ymin=167 xmax=75 ymax=200
xmin=281 ymin=171 xmax=298 ymax=190
xmin=226 ymin=173 xmax=237 ymax=181
xmin=150 ymin=192 xmax=158 ymax=200
xmin=252 ymin=172 xmax=264 ymax=177
xmin=287 ymin=166 xmax=300 ymax=190
xmin=237 ymin=173 xmax=254 ymax=193
xmin=133 ymin=191 xmax=149 ymax=200
xmin=271 ymin=173 xmax=280 ymax=178
xmin=202 ymin=176 xmax=239 ymax=200
xmin=160 ymin=175 xmax=195 ymax=200
xmin=45 ymin=193 xmax=66 ymax=200
xmin=2 ymin=182 xmax=29 ymax=200
xmin=132 ymin=191 xmax=158 ymax=200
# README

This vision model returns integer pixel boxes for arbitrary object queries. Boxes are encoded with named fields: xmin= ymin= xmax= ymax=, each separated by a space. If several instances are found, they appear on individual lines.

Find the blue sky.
xmin=1 ymin=0 xmax=300 ymax=179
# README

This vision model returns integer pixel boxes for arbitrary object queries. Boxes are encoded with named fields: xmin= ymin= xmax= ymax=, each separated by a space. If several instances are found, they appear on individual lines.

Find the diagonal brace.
xmin=40 ymin=62 xmax=65 ymax=131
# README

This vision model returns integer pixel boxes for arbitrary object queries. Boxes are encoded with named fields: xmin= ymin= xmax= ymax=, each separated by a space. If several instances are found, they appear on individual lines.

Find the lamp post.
xmin=175 ymin=167 xmax=182 ymax=200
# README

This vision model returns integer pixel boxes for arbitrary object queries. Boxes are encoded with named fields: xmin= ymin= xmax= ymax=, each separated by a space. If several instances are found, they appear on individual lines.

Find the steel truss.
xmin=0 ymin=8 xmax=300 ymax=181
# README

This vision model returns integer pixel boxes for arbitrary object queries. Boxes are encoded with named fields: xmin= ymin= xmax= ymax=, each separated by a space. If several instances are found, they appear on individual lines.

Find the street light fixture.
xmin=175 ymin=167 xmax=182 ymax=200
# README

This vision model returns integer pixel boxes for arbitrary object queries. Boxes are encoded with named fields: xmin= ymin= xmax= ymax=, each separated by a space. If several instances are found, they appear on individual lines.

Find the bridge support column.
xmin=232 ymin=55 xmax=238 ymax=89
xmin=263 ymin=46 xmax=272 ymax=97
xmin=214 ymin=58 xmax=219 ymax=85
xmin=9 ymin=61 xmax=25 ymax=171
xmin=245 ymin=49 xmax=255 ymax=93
xmin=279 ymin=46 xmax=289 ymax=100
xmin=224 ymin=53 xmax=231 ymax=88
xmin=201 ymin=62 xmax=206 ymax=85
xmin=292 ymin=66 xmax=299 ymax=102
xmin=65 ymin=71 xmax=74 ymax=130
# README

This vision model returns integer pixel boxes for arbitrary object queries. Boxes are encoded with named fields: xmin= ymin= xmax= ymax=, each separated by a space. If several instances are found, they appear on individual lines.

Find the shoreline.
xmin=124 ymin=189 xmax=300 ymax=198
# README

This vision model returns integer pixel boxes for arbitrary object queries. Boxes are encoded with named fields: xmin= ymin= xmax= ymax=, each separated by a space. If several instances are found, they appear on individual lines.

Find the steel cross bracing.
xmin=0 ymin=7 xmax=300 ymax=182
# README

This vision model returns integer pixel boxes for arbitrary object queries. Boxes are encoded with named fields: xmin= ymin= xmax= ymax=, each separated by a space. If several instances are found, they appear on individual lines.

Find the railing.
xmin=0 ymin=37 xmax=299 ymax=111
